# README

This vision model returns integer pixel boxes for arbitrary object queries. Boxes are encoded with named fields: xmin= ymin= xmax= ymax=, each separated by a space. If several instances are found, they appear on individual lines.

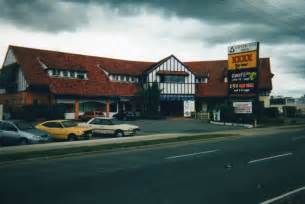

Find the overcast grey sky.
xmin=0 ymin=0 xmax=304 ymax=97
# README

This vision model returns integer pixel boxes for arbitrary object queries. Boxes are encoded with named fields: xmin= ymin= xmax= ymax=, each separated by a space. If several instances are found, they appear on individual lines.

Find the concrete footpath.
xmin=0 ymin=124 xmax=304 ymax=158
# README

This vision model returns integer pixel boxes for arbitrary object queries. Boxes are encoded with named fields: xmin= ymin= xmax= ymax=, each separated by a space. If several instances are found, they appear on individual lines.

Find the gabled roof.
xmin=144 ymin=54 xmax=196 ymax=76
xmin=1 ymin=45 xmax=273 ymax=97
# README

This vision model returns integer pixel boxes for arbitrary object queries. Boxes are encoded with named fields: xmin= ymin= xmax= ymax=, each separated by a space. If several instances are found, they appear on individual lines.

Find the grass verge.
xmin=0 ymin=133 xmax=237 ymax=163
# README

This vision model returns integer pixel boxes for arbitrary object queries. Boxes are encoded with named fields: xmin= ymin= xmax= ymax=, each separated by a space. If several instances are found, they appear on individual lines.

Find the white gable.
xmin=146 ymin=56 xmax=196 ymax=95
xmin=3 ymin=48 xmax=17 ymax=66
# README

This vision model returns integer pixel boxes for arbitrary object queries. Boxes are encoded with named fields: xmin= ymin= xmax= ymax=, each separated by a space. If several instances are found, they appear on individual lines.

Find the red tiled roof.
xmin=10 ymin=46 xmax=140 ymax=97
xmin=98 ymin=58 xmax=154 ymax=76
xmin=185 ymin=58 xmax=272 ymax=97
xmin=6 ymin=45 xmax=272 ymax=98
xmin=185 ymin=60 xmax=228 ymax=97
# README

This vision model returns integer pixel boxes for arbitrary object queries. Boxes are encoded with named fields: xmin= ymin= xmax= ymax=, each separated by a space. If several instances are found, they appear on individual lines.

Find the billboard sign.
xmin=228 ymin=42 xmax=258 ymax=54
xmin=228 ymin=69 xmax=257 ymax=95
xmin=228 ymin=42 xmax=259 ymax=96
xmin=233 ymin=102 xmax=252 ymax=114
xmin=228 ymin=50 xmax=257 ymax=70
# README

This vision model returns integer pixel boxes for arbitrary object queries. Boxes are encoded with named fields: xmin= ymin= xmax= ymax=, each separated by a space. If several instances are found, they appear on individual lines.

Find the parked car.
xmin=35 ymin=120 xmax=93 ymax=141
xmin=79 ymin=111 xmax=105 ymax=121
xmin=79 ymin=117 xmax=140 ymax=137
xmin=0 ymin=120 xmax=51 ymax=146
xmin=112 ymin=111 xmax=137 ymax=121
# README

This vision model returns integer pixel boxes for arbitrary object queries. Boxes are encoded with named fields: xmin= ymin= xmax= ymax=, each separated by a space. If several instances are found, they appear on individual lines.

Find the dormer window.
xmin=77 ymin=72 xmax=86 ymax=80
xmin=196 ymin=77 xmax=208 ymax=83
xmin=48 ymin=69 xmax=87 ymax=80
xmin=109 ymin=74 xmax=139 ymax=83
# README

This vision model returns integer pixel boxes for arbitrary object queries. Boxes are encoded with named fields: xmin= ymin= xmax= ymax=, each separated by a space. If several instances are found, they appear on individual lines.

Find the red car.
xmin=79 ymin=111 xmax=105 ymax=121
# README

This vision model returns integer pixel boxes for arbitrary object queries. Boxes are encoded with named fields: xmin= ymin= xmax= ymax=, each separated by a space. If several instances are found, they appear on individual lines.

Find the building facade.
xmin=0 ymin=46 xmax=273 ymax=119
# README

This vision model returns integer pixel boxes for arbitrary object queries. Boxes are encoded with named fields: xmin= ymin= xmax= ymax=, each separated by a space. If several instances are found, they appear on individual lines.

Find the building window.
xmin=63 ymin=70 xmax=68 ymax=77
xmin=70 ymin=71 xmax=76 ymax=78
xmin=77 ymin=72 xmax=87 ymax=79
xmin=160 ymin=75 xmax=185 ymax=83
xmin=52 ymin=69 xmax=60 ymax=76
xmin=108 ymin=74 xmax=139 ymax=83
xmin=77 ymin=73 xmax=84 ymax=79
xmin=196 ymin=77 xmax=208 ymax=83
xmin=48 ymin=69 xmax=87 ymax=80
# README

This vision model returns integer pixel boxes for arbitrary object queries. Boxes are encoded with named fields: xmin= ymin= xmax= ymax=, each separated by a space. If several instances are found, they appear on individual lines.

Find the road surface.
xmin=1 ymin=127 xmax=305 ymax=204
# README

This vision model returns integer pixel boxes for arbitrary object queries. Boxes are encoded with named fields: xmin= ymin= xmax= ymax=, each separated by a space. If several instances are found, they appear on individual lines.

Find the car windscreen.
xmin=62 ymin=121 xmax=78 ymax=128
xmin=91 ymin=118 xmax=114 ymax=125
xmin=14 ymin=122 xmax=34 ymax=130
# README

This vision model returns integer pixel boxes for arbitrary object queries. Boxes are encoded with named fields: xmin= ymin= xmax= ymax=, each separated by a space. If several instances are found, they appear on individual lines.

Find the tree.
xmin=136 ymin=82 xmax=161 ymax=117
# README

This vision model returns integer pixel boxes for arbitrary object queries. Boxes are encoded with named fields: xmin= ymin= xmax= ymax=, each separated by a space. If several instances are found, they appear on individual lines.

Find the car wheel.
xmin=19 ymin=138 xmax=28 ymax=145
xmin=68 ymin=134 xmax=77 ymax=141
xmin=115 ymin=130 xmax=124 ymax=137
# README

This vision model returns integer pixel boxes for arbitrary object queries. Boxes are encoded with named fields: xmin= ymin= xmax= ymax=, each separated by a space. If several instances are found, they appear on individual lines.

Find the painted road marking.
xmin=260 ymin=186 xmax=305 ymax=204
xmin=248 ymin=152 xmax=293 ymax=164
xmin=165 ymin=149 xmax=219 ymax=160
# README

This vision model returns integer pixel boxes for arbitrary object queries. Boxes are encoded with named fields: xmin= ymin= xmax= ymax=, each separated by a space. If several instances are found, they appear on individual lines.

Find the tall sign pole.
xmin=227 ymin=42 xmax=259 ymax=124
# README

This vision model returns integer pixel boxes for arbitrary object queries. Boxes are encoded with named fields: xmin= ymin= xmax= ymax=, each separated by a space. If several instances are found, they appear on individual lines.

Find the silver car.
xmin=0 ymin=120 xmax=52 ymax=146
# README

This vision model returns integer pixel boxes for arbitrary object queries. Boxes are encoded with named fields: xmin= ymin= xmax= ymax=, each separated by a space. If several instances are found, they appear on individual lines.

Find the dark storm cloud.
xmin=0 ymin=0 xmax=88 ymax=32
xmin=65 ymin=0 xmax=305 ymax=44
xmin=1 ymin=0 xmax=305 ymax=44
xmin=287 ymin=60 xmax=305 ymax=77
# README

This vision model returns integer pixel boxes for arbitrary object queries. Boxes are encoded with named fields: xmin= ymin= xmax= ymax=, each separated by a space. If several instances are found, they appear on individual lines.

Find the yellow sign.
xmin=228 ymin=50 xmax=257 ymax=70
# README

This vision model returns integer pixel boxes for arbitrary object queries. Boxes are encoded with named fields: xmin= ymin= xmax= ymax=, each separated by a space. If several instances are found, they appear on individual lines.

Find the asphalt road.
xmin=1 ymin=128 xmax=305 ymax=204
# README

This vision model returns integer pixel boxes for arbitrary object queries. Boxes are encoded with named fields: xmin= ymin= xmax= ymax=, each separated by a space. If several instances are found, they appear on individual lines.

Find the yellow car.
xmin=36 ymin=120 xmax=92 ymax=141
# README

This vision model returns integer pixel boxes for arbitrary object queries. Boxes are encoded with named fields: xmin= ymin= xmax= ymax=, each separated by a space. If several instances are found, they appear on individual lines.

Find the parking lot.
xmin=0 ymin=117 xmax=245 ymax=147
xmin=116 ymin=118 xmax=244 ymax=136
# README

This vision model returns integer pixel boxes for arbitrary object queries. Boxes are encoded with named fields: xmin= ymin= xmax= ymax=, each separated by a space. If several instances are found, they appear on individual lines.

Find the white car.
xmin=80 ymin=117 xmax=140 ymax=137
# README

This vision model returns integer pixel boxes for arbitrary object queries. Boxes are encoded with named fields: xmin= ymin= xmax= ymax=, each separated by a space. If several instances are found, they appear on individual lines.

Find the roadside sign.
xmin=184 ymin=100 xmax=195 ymax=117
xmin=233 ymin=102 xmax=252 ymax=114
xmin=228 ymin=50 xmax=257 ymax=70
xmin=228 ymin=42 xmax=258 ymax=54
xmin=0 ymin=104 xmax=3 ymax=120
xmin=228 ymin=42 xmax=259 ymax=96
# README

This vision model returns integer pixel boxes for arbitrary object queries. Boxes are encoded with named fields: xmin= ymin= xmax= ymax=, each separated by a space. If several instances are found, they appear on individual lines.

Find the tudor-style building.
xmin=0 ymin=45 xmax=273 ymax=119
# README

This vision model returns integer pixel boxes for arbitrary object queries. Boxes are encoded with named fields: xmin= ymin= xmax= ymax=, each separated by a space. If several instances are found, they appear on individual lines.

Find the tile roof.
xmin=5 ymin=45 xmax=273 ymax=98
xmin=185 ymin=58 xmax=272 ymax=97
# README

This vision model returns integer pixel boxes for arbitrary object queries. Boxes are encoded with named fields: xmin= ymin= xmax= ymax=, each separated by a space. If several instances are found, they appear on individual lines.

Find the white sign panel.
xmin=228 ymin=42 xmax=258 ymax=55
xmin=184 ymin=100 xmax=195 ymax=117
xmin=0 ymin=104 xmax=3 ymax=120
xmin=233 ymin=102 xmax=252 ymax=114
